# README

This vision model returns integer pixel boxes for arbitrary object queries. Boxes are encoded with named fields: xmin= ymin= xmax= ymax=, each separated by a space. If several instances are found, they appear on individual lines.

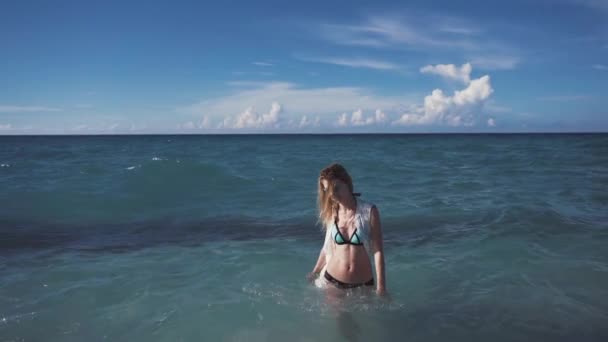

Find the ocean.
xmin=1 ymin=134 xmax=607 ymax=341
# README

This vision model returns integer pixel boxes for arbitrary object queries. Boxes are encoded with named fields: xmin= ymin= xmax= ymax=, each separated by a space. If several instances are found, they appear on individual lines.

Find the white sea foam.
xmin=152 ymin=157 xmax=162 ymax=161
xmin=126 ymin=165 xmax=140 ymax=170
xmin=0 ymin=163 xmax=9 ymax=168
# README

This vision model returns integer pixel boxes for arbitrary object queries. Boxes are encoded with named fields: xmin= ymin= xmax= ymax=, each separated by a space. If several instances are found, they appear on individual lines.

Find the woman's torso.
xmin=325 ymin=200 xmax=374 ymax=283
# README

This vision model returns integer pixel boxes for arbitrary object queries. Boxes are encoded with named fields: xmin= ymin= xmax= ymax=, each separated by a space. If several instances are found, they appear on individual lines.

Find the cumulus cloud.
xmin=335 ymin=108 xmax=389 ymax=127
xmin=394 ymin=63 xmax=494 ymax=127
xmin=374 ymin=109 xmax=387 ymax=124
xmin=223 ymin=102 xmax=282 ymax=129
xmin=180 ymin=82 xmax=414 ymax=129
xmin=337 ymin=113 xmax=349 ymax=127
xmin=488 ymin=118 xmax=496 ymax=127
xmin=180 ymin=62 xmax=495 ymax=131
xmin=420 ymin=63 xmax=472 ymax=84
xmin=201 ymin=115 xmax=211 ymax=128
xmin=298 ymin=115 xmax=321 ymax=128
xmin=351 ymin=109 xmax=372 ymax=126
xmin=177 ymin=115 xmax=212 ymax=130
xmin=0 ymin=123 xmax=12 ymax=130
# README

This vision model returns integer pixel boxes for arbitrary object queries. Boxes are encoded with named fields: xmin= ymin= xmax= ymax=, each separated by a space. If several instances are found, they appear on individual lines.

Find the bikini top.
xmin=324 ymin=198 xmax=374 ymax=251
xmin=330 ymin=218 xmax=364 ymax=246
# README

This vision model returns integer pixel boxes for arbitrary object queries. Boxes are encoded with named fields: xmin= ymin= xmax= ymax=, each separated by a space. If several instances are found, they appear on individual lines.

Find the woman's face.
xmin=321 ymin=178 xmax=351 ymax=203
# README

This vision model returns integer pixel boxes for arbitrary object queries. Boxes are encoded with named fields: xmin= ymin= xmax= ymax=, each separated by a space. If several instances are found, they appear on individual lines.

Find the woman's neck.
xmin=338 ymin=196 xmax=357 ymax=214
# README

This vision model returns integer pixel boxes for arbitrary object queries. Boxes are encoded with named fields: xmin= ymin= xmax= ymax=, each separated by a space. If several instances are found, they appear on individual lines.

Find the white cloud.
xmin=179 ymin=121 xmax=196 ymax=130
xmin=299 ymin=115 xmax=310 ymax=128
xmin=0 ymin=123 xmax=12 ymax=130
xmin=351 ymin=109 xmax=373 ymax=126
xmin=314 ymin=116 xmax=320 ymax=127
xmin=297 ymin=56 xmax=402 ymax=70
xmin=592 ymin=64 xmax=608 ymax=70
xmin=200 ymin=115 xmax=211 ymax=128
xmin=319 ymin=16 xmax=477 ymax=50
xmin=298 ymin=115 xmax=321 ymax=128
xmin=228 ymin=102 xmax=282 ymax=129
xmin=439 ymin=25 xmax=480 ymax=35
xmin=335 ymin=108 xmax=389 ymax=127
xmin=420 ymin=63 xmax=472 ymax=84
xmin=253 ymin=61 xmax=274 ymax=67
xmin=180 ymin=82 xmax=414 ymax=129
xmin=484 ymin=101 xmax=512 ymax=114
xmin=453 ymin=75 xmax=493 ymax=105
xmin=180 ymin=62 xmax=495 ymax=131
xmin=316 ymin=14 xmax=520 ymax=70
xmin=375 ymin=109 xmax=387 ymax=124
xmin=393 ymin=64 xmax=493 ymax=127
xmin=0 ymin=105 xmax=62 ymax=113
xmin=227 ymin=80 xmax=273 ymax=88
xmin=337 ymin=113 xmax=349 ymax=127
xmin=487 ymin=118 xmax=496 ymax=127
xmin=232 ymin=71 xmax=274 ymax=76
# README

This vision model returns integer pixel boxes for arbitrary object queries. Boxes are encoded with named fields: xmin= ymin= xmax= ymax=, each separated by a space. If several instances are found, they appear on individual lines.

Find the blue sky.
xmin=1 ymin=0 xmax=607 ymax=134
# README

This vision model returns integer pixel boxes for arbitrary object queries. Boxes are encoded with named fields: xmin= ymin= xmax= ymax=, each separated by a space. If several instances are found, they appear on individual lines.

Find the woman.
xmin=307 ymin=163 xmax=387 ymax=296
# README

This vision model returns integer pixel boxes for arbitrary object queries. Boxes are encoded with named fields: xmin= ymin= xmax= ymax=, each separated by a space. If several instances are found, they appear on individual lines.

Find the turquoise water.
xmin=1 ymin=134 xmax=607 ymax=341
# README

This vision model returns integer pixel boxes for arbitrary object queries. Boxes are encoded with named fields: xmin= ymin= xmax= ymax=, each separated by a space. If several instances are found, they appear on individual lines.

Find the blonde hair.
xmin=317 ymin=163 xmax=357 ymax=229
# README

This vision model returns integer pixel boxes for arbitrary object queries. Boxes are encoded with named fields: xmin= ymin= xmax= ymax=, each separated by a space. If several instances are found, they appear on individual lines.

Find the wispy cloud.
xmin=252 ymin=61 xmax=274 ymax=67
xmin=315 ymin=13 xmax=521 ymax=70
xmin=569 ymin=0 xmax=608 ymax=11
xmin=438 ymin=25 xmax=481 ymax=35
xmin=232 ymin=71 xmax=275 ymax=76
xmin=592 ymin=64 xmax=608 ymax=70
xmin=537 ymin=95 xmax=593 ymax=101
xmin=318 ymin=16 xmax=477 ymax=51
xmin=468 ymin=55 xmax=520 ymax=70
xmin=0 ymin=105 xmax=62 ymax=113
xmin=296 ymin=55 xmax=403 ymax=70
xmin=484 ymin=101 xmax=512 ymax=114
xmin=181 ymin=81 xmax=412 ymax=115
xmin=226 ymin=80 xmax=275 ymax=88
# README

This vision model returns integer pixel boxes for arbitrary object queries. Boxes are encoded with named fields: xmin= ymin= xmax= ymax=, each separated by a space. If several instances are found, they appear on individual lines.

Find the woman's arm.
xmin=312 ymin=248 xmax=326 ymax=274
xmin=370 ymin=205 xmax=387 ymax=295
xmin=307 ymin=248 xmax=326 ymax=281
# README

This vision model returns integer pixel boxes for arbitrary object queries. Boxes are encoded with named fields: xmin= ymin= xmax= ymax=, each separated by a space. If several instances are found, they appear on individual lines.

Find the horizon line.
xmin=1 ymin=131 xmax=607 ymax=137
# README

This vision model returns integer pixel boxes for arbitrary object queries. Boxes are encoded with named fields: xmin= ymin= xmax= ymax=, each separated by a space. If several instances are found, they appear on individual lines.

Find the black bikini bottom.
xmin=324 ymin=270 xmax=374 ymax=289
